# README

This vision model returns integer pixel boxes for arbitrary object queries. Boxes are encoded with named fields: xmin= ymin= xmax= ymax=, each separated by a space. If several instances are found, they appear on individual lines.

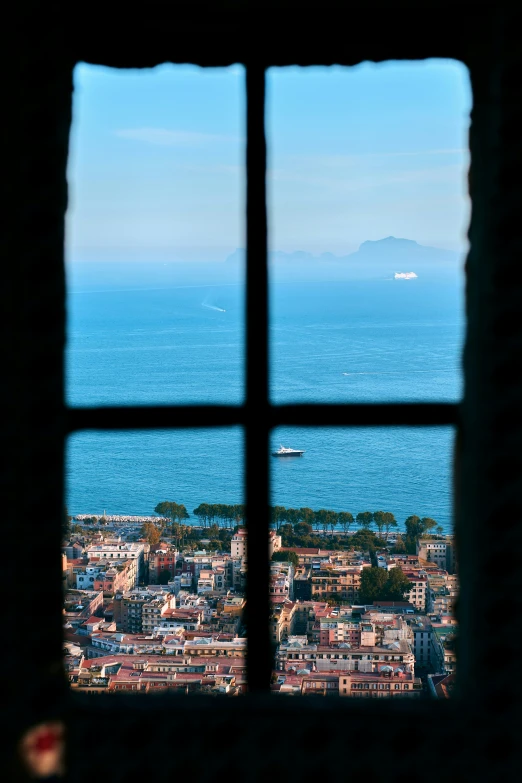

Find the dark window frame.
xmin=64 ymin=64 xmax=460 ymax=695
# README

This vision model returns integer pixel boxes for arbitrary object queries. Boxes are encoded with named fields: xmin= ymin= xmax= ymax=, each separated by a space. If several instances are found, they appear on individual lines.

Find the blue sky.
xmin=67 ymin=60 xmax=471 ymax=263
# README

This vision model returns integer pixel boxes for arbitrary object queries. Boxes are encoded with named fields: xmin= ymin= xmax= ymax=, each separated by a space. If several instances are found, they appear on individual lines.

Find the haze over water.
xmin=66 ymin=258 xmax=463 ymax=532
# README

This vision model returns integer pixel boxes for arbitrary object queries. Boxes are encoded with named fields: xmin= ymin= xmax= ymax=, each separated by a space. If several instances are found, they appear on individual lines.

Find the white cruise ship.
xmin=394 ymin=272 xmax=418 ymax=280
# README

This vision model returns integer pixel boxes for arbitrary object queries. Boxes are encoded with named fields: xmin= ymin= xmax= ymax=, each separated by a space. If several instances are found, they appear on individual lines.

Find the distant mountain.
xmin=349 ymin=236 xmax=459 ymax=265
xmin=226 ymin=237 xmax=460 ymax=267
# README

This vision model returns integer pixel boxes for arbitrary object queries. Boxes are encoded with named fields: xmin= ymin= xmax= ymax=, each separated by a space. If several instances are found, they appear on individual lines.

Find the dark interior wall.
xmin=3 ymin=2 xmax=521 ymax=780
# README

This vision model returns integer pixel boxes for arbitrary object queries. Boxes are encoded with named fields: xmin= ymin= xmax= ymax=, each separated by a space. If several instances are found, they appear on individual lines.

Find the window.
xmin=59 ymin=52 xmax=472 ymax=704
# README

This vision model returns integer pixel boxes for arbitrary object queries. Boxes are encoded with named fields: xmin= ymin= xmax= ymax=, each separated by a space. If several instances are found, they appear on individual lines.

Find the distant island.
xmin=226 ymin=237 xmax=461 ymax=276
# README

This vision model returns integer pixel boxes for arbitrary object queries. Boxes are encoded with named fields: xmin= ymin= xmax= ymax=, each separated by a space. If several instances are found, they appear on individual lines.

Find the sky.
xmin=66 ymin=60 xmax=471 ymax=263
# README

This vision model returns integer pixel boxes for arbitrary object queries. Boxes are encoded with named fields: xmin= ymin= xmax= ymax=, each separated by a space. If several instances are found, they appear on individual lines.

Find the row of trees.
xmin=271 ymin=507 xmax=443 ymax=541
xmin=154 ymin=502 xmax=245 ymax=529
xmin=154 ymin=501 xmax=445 ymax=541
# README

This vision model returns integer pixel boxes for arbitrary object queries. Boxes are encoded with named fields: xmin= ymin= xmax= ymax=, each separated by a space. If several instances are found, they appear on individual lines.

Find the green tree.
xmin=279 ymin=524 xmax=294 ymax=545
xmin=385 ymin=568 xmax=412 ymax=601
xmin=315 ymin=509 xmax=329 ymax=535
xmin=338 ymin=512 xmax=354 ymax=535
xmin=382 ymin=512 xmax=398 ymax=541
xmin=271 ymin=506 xmax=287 ymax=531
xmin=171 ymin=522 xmax=181 ymax=547
xmin=285 ymin=508 xmax=301 ymax=527
xmin=326 ymin=510 xmax=338 ymax=535
xmin=158 ymin=568 xmax=171 ymax=585
xmin=299 ymin=507 xmax=315 ymax=528
xmin=214 ymin=504 xmax=227 ymax=528
xmin=421 ymin=517 xmax=438 ymax=536
xmin=392 ymin=534 xmax=407 ymax=554
xmin=294 ymin=521 xmax=313 ymax=537
xmin=404 ymin=515 xmax=424 ymax=540
xmin=404 ymin=515 xmax=426 ymax=554
xmin=359 ymin=567 xmax=389 ymax=604
xmin=233 ymin=504 xmax=246 ymax=527
xmin=436 ymin=525 xmax=444 ymax=537
xmin=373 ymin=511 xmax=386 ymax=538
xmin=357 ymin=511 xmax=374 ymax=530
xmin=155 ymin=501 xmax=189 ymax=525
xmin=271 ymin=550 xmax=299 ymax=568
xmin=140 ymin=521 xmax=163 ymax=546
xmin=193 ymin=504 xmax=210 ymax=529
xmin=326 ymin=594 xmax=341 ymax=606
xmin=350 ymin=528 xmax=379 ymax=550
xmin=208 ymin=524 xmax=220 ymax=539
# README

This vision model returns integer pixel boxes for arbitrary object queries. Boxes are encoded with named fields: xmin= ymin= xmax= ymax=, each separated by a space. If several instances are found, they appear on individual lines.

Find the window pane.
xmin=66 ymin=64 xmax=245 ymax=405
xmin=64 ymin=428 xmax=247 ymax=696
xmin=270 ymin=427 xmax=457 ymax=698
xmin=267 ymin=61 xmax=470 ymax=403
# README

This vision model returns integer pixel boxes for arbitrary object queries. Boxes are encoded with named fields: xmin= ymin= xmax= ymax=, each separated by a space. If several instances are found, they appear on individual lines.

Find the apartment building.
xmin=403 ymin=571 xmax=428 ymax=611
xmin=73 ymin=654 xmax=246 ymax=694
xmin=230 ymin=528 xmax=280 ymax=561
xmin=417 ymin=538 xmax=457 ymax=574
xmin=293 ymin=567 xmax=312 ymax=601
xmin=75 ymin=562 xmax=105 ymax=590
xmin=157 ymin=607 xmax=204 ymax=632
xmin=407 ymin=615 xmax=433 ymax=669
xmin=431 ymin=622 xmax=458 ymax=674
xmin=319 ymin=617 xmax=361 ymax=646
xmin=270 ymin=561 xmax=293 ymax=602
xmin=93 ymin=558 xmax=138 ymax=597
xmin=231 ymin=528 xmax=247 ymax=560
xmin=338 ymin=670 xmax=422 ymax=697
xmin=86 ymin=540 xmax=145 ymax=579
xmin=87 ymin=631 xmax=167 ymax=658
xmin=148 ymin=547 xmax=178 ymax=584
xmin=277 ymin=637 xmax=415 ymax=674
xmin=310 ymin=565 xmax=361 ymax=603
xmin=270 ymin=600 xmax=297 ymax=643
xmin=426 ymin=573 xmax=459 ymax=615
xmin=63 ymin=589 xmax=104 ymax=627
xmin=113 ymin=588 xmax=174 ymax=633
xmin=183 ymin=637 xmax=247 ymax=658
xmin=142 ymin=595 xmax=177 ymax=634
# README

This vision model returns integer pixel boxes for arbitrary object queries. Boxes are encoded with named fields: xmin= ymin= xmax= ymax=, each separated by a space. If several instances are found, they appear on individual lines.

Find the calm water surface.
xmin=66 ymin=262 xmax=463 ymax=532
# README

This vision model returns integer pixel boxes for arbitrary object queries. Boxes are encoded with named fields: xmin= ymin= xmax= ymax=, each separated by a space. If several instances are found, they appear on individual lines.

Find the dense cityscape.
xmin=63 ymin=506 xmax=457 ymax=698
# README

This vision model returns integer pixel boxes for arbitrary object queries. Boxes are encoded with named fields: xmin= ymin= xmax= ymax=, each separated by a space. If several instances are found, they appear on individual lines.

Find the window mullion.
xmin=245 ymin=63 xmax=271 ymax=693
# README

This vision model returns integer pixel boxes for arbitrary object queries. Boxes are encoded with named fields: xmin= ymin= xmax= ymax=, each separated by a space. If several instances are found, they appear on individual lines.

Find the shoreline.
xmin=72 ymin=513 xmax=451 ymax=539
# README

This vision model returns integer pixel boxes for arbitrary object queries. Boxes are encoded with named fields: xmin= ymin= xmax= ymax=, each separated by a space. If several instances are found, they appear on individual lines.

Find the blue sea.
xmin=66 ymin=261 xmax=464 ymax=532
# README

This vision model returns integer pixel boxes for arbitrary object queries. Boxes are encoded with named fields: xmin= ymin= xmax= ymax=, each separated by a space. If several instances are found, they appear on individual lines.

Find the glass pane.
xmin=270 ymin=426 xmax=457 ymax=698
xmin=66 ymin=64 xmax=245 ymax=406
xmin=63 ymin=428 xmax=247 ymax=695
xmin=267 ymin=61 xmax=470 ymax=404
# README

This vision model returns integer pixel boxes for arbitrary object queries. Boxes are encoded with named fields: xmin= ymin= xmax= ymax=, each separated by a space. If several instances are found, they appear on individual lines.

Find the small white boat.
xmin=272 ymin=445 xmax=305 ymax=457
xmin=394 ymin=271 xmax=418 ymax=280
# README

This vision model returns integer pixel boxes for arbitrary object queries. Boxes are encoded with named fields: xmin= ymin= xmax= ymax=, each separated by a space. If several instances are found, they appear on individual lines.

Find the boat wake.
xmin=342 ymin=369 xmax=449 ymax=376
xmin=202 ymin=303 xmax=226 ymax=313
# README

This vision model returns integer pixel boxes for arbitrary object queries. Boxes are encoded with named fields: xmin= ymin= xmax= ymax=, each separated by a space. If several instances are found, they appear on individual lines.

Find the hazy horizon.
xmin=66 ymin=60 xmax=471 ymax=265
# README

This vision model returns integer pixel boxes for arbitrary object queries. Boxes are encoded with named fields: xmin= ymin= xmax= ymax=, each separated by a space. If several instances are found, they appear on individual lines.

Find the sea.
xmin=66 ymin=260 xmax=464 ymax=533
